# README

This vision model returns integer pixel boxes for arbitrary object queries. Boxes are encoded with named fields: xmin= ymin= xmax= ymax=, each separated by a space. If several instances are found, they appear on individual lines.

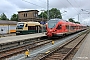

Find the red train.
xmin=46 ymin=19 xmax=86 ymax=37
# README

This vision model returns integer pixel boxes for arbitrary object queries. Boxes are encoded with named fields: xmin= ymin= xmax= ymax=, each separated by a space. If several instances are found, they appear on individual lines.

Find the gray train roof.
xmin=0 ymin=20 xmax=17 ymax=25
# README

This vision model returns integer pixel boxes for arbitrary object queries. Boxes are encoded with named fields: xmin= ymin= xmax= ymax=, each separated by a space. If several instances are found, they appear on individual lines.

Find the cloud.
xmin=0 ymin=0 xmax=20 ymax=18
xmin=0 ymin=0 xmax=90 ymax=25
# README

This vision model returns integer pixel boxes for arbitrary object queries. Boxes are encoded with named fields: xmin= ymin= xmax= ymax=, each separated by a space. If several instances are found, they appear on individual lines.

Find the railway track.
xmin=39 ymin=30 xmax=90 ymax=60
xmin=0 ymin=39 xmax=52 ymax=59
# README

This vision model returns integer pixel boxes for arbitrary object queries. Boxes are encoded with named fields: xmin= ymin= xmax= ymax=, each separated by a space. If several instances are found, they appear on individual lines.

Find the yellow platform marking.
xmin=45 ymin=50 xmax=50 ymax=54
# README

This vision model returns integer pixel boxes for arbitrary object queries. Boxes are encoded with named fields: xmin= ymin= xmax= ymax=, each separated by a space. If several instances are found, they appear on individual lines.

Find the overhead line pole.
xmin=78 ymin=13 xmax=80 ymax=22
xmin=47 ymin=0 xmax=49 ymax=21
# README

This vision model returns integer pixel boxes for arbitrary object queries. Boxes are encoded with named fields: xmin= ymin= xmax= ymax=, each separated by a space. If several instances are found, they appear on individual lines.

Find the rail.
xmin=0 ymin=39 xmax=51 ymax=59
xmin=39 ymin=29 xmax=90 ymax=60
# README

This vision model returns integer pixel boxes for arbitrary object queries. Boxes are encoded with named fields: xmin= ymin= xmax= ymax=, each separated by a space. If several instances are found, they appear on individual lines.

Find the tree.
xmin=0 ymin=16 xmax=1 ymax=20
xmin=38 ymin=12 xmax=47 ymax=19
xmin=68 ymin=18 xmax=80 ymax=24
xmin=74 ymin=21 xmax=80 ymax=24
xmin=68 ymin=18 xmax=75 ymax=23
xmin=0 ymin=13 xmax=9 ymax=20
xmin=39 ymin=8 xmax=62 ymax=19
xmin=49 ymin=8 xmax=62 ymax=19
xmin=10 ymin=14 xmax=18 ymax=21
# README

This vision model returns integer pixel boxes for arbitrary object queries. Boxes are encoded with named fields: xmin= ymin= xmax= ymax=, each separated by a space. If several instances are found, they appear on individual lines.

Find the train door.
xmin=36 ymin=25 xmax=39 ymax=33
xmin=56 ymin=24 xmax=62 ymax=32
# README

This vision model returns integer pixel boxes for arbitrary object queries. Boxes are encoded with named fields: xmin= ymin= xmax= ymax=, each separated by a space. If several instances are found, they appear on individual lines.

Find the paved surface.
xmin=72 ymin=32 xmax=90 ymax=60
xmin=0 ymin=33 xmax=46 ymax=44
xmin=7 ymin=32 xmax=82 ymax=60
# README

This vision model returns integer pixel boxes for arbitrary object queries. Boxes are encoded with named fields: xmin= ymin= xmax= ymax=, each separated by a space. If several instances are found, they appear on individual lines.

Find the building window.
xmin=24 ymin=14 xmax=25 ymax=17
xmin=34 ymin=13 xmax=38 ymax=17
xmin=36 ymin=14 xmax=37 ymax=17
xmin=26 ymin=13 xmax=27 ymax=17
xmin=24 ymin=13 xmax=27 ymax=17
xmin=34 ymin=14 xmax=36 ymax=17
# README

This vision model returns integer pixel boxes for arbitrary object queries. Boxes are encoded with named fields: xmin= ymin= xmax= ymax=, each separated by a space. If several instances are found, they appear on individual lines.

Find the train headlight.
xmin=53 ymin=30 xmax=57 ymax=32
xmin=16 ymin=32 xmax=20 ymax=33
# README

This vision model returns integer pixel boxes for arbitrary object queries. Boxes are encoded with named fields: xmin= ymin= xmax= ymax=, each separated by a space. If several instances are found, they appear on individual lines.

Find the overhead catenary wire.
xmin=74 ymin=0 xmax=81 ymax=8
xmin=48 ymin=0 xmax=69 ymax=20
xmin=66 ymin=0 xmax=85 ymax=22
xmin=66 ymin=0 xmax=79 ymax=13
xmin=22 ymin=0 xmax=45 ymax=8
xmin=38 ymin=0 xmax=46 ymax=4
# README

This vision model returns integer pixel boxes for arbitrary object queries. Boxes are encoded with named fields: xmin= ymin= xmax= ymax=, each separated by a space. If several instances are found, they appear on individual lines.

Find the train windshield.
xmin=48 ymin=19 xmax=59 ymax=28
xmin=16 ymin=23 xmax=24 ymax=29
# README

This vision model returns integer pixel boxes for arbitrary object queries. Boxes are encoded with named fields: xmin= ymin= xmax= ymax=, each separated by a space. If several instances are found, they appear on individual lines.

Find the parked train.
xmin=16 ymin=21 xmax=46 ymax=35
xmin=46 ymin=19 xmax=87 ymax=37
xmin=0 ymin=20 xmax=17 ymax=34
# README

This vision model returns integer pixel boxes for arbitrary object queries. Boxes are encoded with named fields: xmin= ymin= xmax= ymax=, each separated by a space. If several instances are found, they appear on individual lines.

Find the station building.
xmin=0 ymin=20 xmax=17 ymax=34
xmin=18 ymin=10 xmax=47 ymax=23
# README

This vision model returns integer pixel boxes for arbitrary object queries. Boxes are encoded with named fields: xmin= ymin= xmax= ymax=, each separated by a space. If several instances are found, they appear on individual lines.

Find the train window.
xmin=72 ymin=26 xmax=74 ymax=29
xmin=70 ymin=26 xmax=74 ymax=30
xmin=25 ymin=24 xmax=28 ymax=27
xmin=17 ymin=23 xmax=24 ymax=29
xmin=66 ymin=25 xmax=69 ymax=29
xmin=28 ymin=26 xmax=36 ymax=30
xmin=56 ymin=25 xmax=62 ymax=29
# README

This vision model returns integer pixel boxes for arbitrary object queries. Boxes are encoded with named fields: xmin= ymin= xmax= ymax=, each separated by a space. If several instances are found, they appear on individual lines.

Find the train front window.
xmin=48 ymin=19 xmax=59 ymax=28
xmin=17 ymin=23 xmax=24 ymax=29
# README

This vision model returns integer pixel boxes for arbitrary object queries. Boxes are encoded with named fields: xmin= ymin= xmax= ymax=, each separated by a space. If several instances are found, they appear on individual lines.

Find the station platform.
xmin=72 ymin=32 xmax=90 ymax=60
xmin=0 ymin=33 xmax=46 ymax=44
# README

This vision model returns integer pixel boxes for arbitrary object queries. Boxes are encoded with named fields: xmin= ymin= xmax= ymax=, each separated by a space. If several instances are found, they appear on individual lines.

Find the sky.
xmin=0 ymin=0 xmax=90 ymax=25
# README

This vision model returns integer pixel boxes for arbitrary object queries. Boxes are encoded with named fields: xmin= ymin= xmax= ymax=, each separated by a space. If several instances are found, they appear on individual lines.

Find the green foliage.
xmin=74 ymin=21 xmax=80 ymax=24
xmin=68 ymin=18 xmax=80 ymax=24
xmin=0 ymin=13 xmax=9 ymax=20
xmin=49 ymin=8 xmax=62 ymax=19
xmin=11 ymin=14 xmax=18 ymax=21
xmin=39 ymin=8 xmax=62 ymax=19
xmin=87 ymin=25 xmax=89 ymax=27
xmin=69 ymin=18 xmax=75 ymax=23
xmin=39 ymin=12 xmax=47 ymax=19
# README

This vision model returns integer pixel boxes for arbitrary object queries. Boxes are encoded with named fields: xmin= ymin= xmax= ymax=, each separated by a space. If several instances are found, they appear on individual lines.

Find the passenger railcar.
xmin=0 ymin=20 xmax=17 ymax=34
xmin=16 ymin=22 xmax=45 ymax=35
xmin=46 ymin=19 xmax=86 ymax=37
